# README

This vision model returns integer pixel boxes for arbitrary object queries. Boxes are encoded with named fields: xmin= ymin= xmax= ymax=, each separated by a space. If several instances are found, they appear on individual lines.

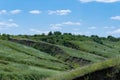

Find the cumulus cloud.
xmin=79 ymin=0 xmax=120 ymax=3
xmin=0 ymin=10 xmax=7 ymax=14
xmin=88 ymin=26 xmax=96 ymax=30
xmin=72 ymin=32 xmax=83 ymax=35
xmin=0 ymin=21 xmax=18 ymax=30
xmin=62 ymin=21 xmax=81 ymax=25
xmin=104 ymin=26 xmax=115 ymax=29
xmin=72 ymin=31 xmax=91 ymax=36
xmin=30 ymin=29 xmax=49 ymax=34
xmin=107 ymin=28 xmax=120 ymax=35
xmin=50 ymin=21 xmax=81 ymax=30
xmin=50 ymin=24 xmax=62 ymax=30
xmin=110 ymin=16 xmax=120 ymax=20
xmin=10 ymin=9 xmax=22 ymax=14
xmin=48 ymin=9 xmax=71 ymax=15
xmin=29 ymin=10 xmax=42 ymax=14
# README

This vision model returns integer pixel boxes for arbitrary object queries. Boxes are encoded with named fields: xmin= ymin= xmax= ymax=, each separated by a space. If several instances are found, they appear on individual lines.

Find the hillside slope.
xmin=10 ymin=39 xmax=106 ymax=68
xmin=46 ymin=56 xmax=120 ymax=80
xmin=0 ymin=33 xmax=120 ymax=80
xmin=0 ymin=40 xmax=68 ymax=80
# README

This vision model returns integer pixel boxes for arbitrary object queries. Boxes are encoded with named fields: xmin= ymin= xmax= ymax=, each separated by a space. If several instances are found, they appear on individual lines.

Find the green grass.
xmin=0 ymin=40 xmax=60 ymax=61
xmin=46 ymin=56 xmax=120 ymax=80
xmin=58 ymin=45 xmax=106 ymax=62
xmin=0 ymin=60 xmax=62 ymax=80
xmin=0 ymin=39 xmax=120 ymax=80
xmin=70 ymin=40 xmax=120 ymax=58
xmin=0 ymin=40 xmax=68 ymax=70
xmin=0 ymin=40 xmax=70 ymax=79
xmin=102 ymin=40 xmax=120 ymax=50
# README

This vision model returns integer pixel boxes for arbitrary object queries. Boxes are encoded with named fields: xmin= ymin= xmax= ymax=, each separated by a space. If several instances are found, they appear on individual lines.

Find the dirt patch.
xmin=73 ymin=67 xmax=120 ymax=80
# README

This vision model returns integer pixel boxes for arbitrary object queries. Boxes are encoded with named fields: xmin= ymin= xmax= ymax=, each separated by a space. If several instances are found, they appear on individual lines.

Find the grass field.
xmin=0 ymin=38 xmax=120 ymax=80
xmin=0 ymin=40 xmax=67 ymax=80
xmin=70 ymin=40 xmax=120 ymax=58
xmin=46 ymin=56 xmax=120 ymax=80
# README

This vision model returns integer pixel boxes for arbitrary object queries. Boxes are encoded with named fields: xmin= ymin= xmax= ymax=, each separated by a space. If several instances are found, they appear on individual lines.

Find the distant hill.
xmin=0 ymin=32 xmax=120 ymax=80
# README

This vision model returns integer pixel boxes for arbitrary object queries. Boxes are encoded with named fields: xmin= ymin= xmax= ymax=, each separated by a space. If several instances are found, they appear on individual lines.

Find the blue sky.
xmin=0 ymin=0 xmax=120 ymax=37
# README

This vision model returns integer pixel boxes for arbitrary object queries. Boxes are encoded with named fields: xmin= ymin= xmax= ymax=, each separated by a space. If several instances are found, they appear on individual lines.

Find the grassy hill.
xmin=0 ymin=33 xmax=120 ymax=80
xmin=46 ymin=56 xmax=120 ymax=80
xmin=10 ymin=39 xmax=106 ymax=68
xmin=0 ymin=40 xmax=68 ymax=80
xmin=68 ymin=40 xmax=120 ymax=58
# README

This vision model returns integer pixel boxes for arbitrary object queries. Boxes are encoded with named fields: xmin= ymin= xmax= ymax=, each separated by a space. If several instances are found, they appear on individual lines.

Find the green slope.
xmin=102 ymin=40 xmax=120 ymax=50
xmin=0 ymin=61 xmax=61 ymax=80
xmin=46 ymin=56 xmax=120 ymax=80
xmin=1 ymin=38 xmax=120 ymax=80
xmin=58 ymin=45 xmax=106 ymax=62
xmin=10 ymin=39 xmax=107 ymax=68
xmin=0 ymin=40 xmax=68 ymax=80
xmin=70 ymin=40 xmax=120 ymax=58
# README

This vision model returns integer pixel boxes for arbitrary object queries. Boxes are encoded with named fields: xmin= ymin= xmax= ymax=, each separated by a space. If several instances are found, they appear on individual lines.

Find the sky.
xmin=0 ymin=0 xmax=120 ymax=37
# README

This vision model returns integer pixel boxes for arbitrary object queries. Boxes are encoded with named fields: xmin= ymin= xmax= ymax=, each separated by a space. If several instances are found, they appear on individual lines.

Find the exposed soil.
xmin=10 ymin=39 xmax=91 ymax=67
xmin=73 ymin=67 xmax=120 ymax=80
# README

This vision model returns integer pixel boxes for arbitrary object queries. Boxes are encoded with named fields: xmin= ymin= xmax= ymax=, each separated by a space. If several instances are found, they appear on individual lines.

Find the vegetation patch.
xmin=46 ymin=56 xmax=120 ymax=80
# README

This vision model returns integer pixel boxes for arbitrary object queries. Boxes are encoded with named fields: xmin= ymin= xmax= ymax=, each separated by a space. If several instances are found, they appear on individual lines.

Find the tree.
xmin=0 ymin=34 xmax=10 ymax=40
xmin=54 ymin=31 xmax=62 ymax=35
xmin=91 ymin=35 xmax=103 ymax=44
xmin=107 ymin=35 xmax=119 ymax=42
xmin=48 ymin=31 xmax=53 ymax=36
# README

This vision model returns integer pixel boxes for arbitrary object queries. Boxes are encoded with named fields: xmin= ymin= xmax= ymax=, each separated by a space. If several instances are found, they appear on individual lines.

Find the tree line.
xmin=0 ymin=31 xmax=120 ymax=44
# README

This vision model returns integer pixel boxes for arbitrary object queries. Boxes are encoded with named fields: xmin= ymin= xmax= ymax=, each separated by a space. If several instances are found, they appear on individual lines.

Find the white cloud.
xmin=110 ymin=16 xmax=120 ymax=20
xmin=50 ymin=24 xmax=62 ymax=30
xmin=88 ymin=26 xmax=96 ymax=30
xmin=72 ymin=31 xmax=91 ymax=36
xmin=0 ymin=10 xmax=7 ymax=14
xmin=104 ymin=26 xmax=115 ymax=29
xmin=107 ymin=28 xmax=120 ymax=35
xmin=30 ymin=29 xmax=49 ymax=34
xmin=50 ymin=21 xmax=81 ymax=30
xmin=79 ymin=0 xmax=120 ymax=3
xmin=48 ymin=9 xmax=71 ymax=15
xmin=72 ymin=32 xmax=83 ymax=35
xmin=10 ymin=9 xmax=22 ymax=14
xmin=0 ymin=21 xmax=18 ymax=30
xmin=62 ymin=21 xmax=81 ymax=25
xmin=29 ymin=10 xmax=42 ymax=14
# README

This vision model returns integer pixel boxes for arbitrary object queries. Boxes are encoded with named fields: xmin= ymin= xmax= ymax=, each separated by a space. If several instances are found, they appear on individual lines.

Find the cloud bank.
xmin=110 ymin=16 xmax=120 ymax=20
xmin=50 ymin=21 xmax=81 ymax=30
xmin=0 ymin=20 xmax=18 ymax=30
xmin=29 ymin=10 xmax=42 ymax=14
xmin=10 ymin=9 xmax=22 ymax=14
xmin=48 ymin=9 xmax=71 ymax=15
